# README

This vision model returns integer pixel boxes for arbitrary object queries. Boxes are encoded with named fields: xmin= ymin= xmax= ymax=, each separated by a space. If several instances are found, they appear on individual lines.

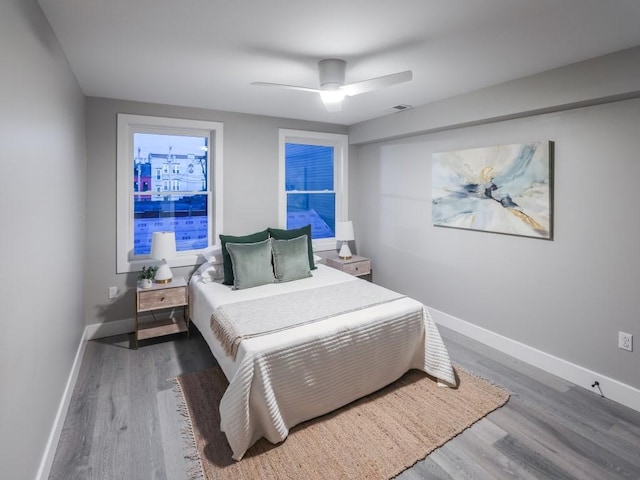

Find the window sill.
xmin=313 ymin=238 xmax=337 ymax=252
xmin=119 ymin=253 xmax=200 ymax=274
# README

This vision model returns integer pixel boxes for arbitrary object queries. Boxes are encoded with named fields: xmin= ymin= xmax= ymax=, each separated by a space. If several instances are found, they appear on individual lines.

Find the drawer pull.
xmin=160 ymin=297 xmax=165 ymax=302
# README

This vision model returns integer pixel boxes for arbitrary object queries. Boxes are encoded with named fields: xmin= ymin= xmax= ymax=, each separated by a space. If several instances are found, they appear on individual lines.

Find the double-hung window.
xmin=279 ymin=129 xmax=348 ymax=251
xmin=117 ymin=114 xmax=223 ymax=273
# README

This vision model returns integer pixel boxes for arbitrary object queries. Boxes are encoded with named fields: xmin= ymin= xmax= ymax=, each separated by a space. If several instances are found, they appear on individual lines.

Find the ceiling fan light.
xmin=320 ymin=89 xmax=345 ymax=104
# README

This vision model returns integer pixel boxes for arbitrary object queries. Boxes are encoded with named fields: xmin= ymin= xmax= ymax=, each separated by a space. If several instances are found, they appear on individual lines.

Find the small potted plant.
xmin=138 ymin=265 xmax=158 ymax=289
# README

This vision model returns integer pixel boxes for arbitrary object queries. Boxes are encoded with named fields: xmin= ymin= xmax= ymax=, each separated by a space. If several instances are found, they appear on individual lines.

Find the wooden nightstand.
xmin=135 ymin=277 xmax=189 ymax=348
xmin=325 ymin=255 xmax=372 ymax=281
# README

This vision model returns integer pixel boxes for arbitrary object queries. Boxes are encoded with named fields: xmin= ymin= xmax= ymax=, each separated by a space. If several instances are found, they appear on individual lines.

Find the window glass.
xmin=286 ymin=192 xmax=336 ymax=239
xmin=285 ymin=144 xmax=334 ymax=192
xmin=285 ymin=143 xmax=336 ymax=239
xmin=132 ymin=133 xmax=208 ymax=255
xmin=279 ymin=130 xmax=348 ymax=247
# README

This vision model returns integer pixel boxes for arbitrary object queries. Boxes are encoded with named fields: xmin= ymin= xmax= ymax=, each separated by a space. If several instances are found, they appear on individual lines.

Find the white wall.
xmin=84 ymin=98 xmax=347 ymax=327
xmin=351 ymin=98 xmax=640 ymax=393
xmin=0 ymin=1 xmax=87 ymax=479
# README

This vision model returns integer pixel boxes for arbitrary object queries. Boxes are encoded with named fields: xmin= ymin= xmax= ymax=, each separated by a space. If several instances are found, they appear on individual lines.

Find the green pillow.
xmin=226 ymin=238 xmax=275 ymax=290
xmin=220 ymin=229 xmax=270 ymax=285
xmin=268 ymin=224 xmax=316 ymax=270
xmin=272 ymin=235 xmax=312 ymax=283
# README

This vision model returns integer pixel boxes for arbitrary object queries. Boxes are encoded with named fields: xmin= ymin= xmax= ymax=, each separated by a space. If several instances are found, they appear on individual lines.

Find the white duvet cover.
xmin=189 ymin=263 xmax=455 ymax=460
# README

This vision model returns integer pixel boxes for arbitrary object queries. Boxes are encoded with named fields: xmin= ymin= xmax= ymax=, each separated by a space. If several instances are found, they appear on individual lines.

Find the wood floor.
xmin=49 ymin=325 xmax=640 ymax=480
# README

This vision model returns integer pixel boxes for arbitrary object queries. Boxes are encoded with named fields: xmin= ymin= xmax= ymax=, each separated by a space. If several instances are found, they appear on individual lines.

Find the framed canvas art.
xmin=432 ymin=141 xmax=553 ymax=239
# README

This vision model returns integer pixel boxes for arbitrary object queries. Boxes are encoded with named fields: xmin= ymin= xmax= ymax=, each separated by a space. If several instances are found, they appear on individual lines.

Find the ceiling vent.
xmin=385 ymin=104 xmax=412 ymax=113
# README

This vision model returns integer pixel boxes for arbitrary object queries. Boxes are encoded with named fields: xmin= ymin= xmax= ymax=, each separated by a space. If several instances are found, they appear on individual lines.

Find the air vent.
xmin=385 ymin=104 xmax=412 ymax=113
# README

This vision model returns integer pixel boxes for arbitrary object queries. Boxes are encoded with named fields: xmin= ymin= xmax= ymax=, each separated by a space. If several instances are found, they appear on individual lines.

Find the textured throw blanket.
xmin=211 ymin=280 xmax=406 ymax=359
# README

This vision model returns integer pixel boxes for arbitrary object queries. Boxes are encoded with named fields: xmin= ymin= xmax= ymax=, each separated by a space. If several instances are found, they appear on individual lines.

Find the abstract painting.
xmin=432 ymin=141 xmax=552 ymax=239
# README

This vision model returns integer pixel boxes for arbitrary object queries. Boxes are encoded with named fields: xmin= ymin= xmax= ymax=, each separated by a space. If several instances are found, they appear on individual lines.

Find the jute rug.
xmin=174 ymin=366 xmax=509 ymax=480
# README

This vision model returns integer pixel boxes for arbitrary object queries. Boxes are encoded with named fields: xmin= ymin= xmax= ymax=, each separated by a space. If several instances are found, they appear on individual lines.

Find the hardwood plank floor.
xmin=49 ymin=326 xmax=640 ymax=479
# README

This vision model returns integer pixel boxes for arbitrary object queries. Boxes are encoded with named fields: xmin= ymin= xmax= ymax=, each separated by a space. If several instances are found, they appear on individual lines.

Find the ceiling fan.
xmin=251 ymin=59 xmax=412 ymax=112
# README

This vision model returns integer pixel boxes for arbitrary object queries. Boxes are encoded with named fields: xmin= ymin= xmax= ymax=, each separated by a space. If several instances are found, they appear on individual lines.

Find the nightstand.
xmin=135 ymin=277 xmax=189 ymax=348
xmin=325 ymin=255 xmax=372 ymax=281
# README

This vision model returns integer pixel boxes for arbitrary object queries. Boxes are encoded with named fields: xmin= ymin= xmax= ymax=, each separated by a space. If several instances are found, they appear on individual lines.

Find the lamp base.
xmin=154 ymin=261 xmax=173 ymax=284
xmin=338 ymin=243 xmax=352 ymax=260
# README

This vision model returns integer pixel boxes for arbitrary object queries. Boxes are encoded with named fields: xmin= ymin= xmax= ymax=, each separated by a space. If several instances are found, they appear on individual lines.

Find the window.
xmin=117 ymin=114 xmax=223 ymax=273
xmin=279 ymin=129 xmax=348 ymax=251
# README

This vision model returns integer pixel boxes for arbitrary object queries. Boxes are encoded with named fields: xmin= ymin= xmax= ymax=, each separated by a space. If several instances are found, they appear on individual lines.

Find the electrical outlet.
xmin=619 ymin=332 xmax=633 ymax=352
xmin=108 ymin=286 xmax=118 ymax=299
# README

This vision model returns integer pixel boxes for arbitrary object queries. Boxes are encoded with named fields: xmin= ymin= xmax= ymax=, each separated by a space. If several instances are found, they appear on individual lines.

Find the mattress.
xmin=189 ymin=263 xmax=455 ymax=460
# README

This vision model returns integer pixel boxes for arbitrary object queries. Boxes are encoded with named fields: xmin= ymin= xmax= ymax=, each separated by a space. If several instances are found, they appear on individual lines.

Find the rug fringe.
xmin=453 ymin=363 xmax=514 ymax=397
xmin=172 ymin=378 xmax=205 ymax=480
xmin=187 ymin=464 xmax=204 ymax=480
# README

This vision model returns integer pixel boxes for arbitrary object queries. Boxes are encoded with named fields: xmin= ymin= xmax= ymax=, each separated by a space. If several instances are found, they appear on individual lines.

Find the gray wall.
xmin=351 ymin=98 xmax=640 ymax=390
xmin=0 ymin=1 xmax=87 ymax=479
xmin=350 ymin=46 xmax=640 ymax=145
xmin=84 ymin=98 xmax=347 ymax=327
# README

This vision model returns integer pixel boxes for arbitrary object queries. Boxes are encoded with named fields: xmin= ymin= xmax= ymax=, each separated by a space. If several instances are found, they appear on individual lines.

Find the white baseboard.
xmin=35 ymin=327 xmax=90 ymax=480
xmin=429 ymin=307 xmax=640 ymax=413
xmin=85 ymin=317 xmax=134 ymax=340
xmin=36 ymin=318 xmax=135 ymax=480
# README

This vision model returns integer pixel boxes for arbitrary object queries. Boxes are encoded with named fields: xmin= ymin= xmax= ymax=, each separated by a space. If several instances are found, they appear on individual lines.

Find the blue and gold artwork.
xmin=432 ymin=141 xmax=552 ymax=239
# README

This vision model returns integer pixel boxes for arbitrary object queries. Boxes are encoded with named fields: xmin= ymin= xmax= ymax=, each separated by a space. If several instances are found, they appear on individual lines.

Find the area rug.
xmin=174 ymin=366 xmax=509 ymax=480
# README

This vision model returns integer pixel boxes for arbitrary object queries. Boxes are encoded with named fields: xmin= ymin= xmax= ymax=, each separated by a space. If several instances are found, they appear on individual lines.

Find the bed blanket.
xmin=218 ymin=302 xmax=456 ymax=460
xmin=211 ymin=280 xmax=405 ymax=359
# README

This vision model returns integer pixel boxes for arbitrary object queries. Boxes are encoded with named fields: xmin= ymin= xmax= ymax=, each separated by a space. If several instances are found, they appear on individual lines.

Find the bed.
xmin=189 ymin=244 xmax=456 ymax=461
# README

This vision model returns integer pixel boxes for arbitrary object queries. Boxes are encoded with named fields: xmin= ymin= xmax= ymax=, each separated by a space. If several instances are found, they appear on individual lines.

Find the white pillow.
xmin=194 ymin=262 xmax=222 ymax=283
xmin=202 ymin=244 xmax=224 ymax=264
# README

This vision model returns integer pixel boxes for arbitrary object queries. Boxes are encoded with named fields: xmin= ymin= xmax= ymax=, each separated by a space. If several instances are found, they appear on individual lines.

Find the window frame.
xmin=278 ymin=129 xmax=349 ymax=252
xmin=116 ymin=114 xmax=224 ymax=273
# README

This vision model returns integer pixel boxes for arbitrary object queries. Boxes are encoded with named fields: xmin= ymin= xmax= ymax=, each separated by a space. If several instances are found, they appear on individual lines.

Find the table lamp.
xmin=335 ymin=221 xmax=354 ymax=260
xmin=151 ymin=231 xmax=176 ymax=283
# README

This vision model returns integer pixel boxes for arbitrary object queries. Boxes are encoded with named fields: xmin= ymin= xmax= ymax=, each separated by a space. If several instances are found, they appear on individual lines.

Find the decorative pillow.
xmin=194 ymin=261 xmax=222 ymax=283
xmin=272 ymin=235 xmax=312 ymax=283
xmin=220 ymin=229 xmax=270 ymax=285
xmin=268 ymin=224 xmax=316 ymax=270
xmin=226 ymin=238 xmax=275 ymax=290
xmin=202 ymin=244 xmax=224 ymax=264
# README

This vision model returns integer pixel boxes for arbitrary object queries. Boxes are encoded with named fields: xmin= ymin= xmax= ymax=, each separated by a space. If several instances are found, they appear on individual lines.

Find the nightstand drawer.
xmin=326 ymin=256 xmax=371 ymax=277
xmin=342 ymin=260 xmax=370 ymax=277
xmin=137 ymin=287 xmax=187 ymax=311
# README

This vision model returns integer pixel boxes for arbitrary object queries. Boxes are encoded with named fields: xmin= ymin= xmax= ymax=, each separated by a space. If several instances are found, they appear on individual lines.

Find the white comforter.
xmin=189 ymin=264 xmax=455 ymax=460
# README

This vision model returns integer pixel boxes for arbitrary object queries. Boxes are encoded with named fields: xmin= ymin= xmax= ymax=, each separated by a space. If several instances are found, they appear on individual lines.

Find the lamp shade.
xmin=335 ymin=221 xmax=355 ymax=241
xmin=150 ymin=231 xmax=176 ymax=283
xmin=150 ymin=231 xmax=176 ymax=260
xmin=335 ymin=221 xmax=354 ymax=259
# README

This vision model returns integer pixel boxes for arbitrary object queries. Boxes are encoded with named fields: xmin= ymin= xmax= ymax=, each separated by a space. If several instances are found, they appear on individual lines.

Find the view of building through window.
xmin=132 ymin=133 xmax=209 ymax=255
xmin=285 ymin=143 xmax=335 ymax=239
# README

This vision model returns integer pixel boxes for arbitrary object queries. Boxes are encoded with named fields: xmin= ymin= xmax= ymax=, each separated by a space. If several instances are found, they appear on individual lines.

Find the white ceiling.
xmin=38 ymin=0 xmax=640 ymax=126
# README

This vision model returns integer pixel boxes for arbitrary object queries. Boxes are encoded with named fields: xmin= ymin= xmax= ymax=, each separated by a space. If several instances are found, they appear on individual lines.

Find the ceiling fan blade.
xmin=250 ymin=82 xmax=320 ymax=94
xmin=341 ymin=70 xmax=412 ymax=96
